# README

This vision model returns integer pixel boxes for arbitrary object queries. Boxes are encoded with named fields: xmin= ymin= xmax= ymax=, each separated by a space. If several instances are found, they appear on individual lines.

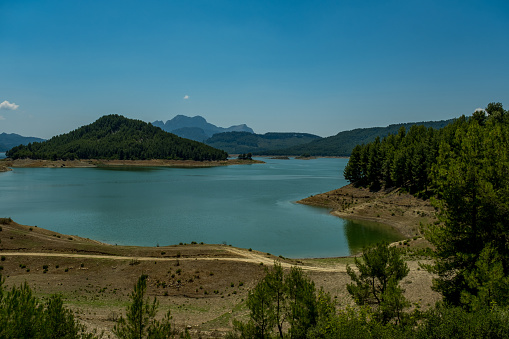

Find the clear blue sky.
xmin=1 ymin=0 xmax=508 ymax=139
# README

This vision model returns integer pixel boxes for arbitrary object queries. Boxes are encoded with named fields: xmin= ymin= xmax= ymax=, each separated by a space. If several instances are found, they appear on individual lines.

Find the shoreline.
xmin=297 ymin=183 xmax=436 ymax=238
xmin=0 ymin=158 xmax=264 ymax=169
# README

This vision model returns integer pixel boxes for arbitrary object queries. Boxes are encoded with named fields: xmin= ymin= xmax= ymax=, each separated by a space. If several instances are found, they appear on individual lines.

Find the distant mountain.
xmin=171 ymin=127 xmax=210 ymax=142
xmin=152 ymin=115 xmax=254 ymax=141
xmin=205 ymin=132 xmax=322 ymax=154
xmin=256 ymin=119 xmax=455 ymax=157
xmin=0 ymin=133 xmax=45 ymax=152
xmin=6 ymin=115 xmax=228 ymax=161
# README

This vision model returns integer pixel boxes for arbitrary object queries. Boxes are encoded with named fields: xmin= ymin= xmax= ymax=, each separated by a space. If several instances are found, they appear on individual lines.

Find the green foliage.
xmin=423 ymin=103 xmax=509 ymax=307
xmin=113 ymin=274 xmax=173 ymax=339
xmin=343 ymin=123 xmax=439 ymax=194
xmin=415 ymin=303 xmax=509 ymax=339
xmin=0 ymin=274 xmax=96 ymax=338
xmin=6 ymin=114 xmax=228 ymax=161
xmin=346 ymin=242 xmax=410 ymax=324
xmin=237 ymin=153 xmax=253 ymax=160
xmin=231 ymin=262 xmax=317 ymax=338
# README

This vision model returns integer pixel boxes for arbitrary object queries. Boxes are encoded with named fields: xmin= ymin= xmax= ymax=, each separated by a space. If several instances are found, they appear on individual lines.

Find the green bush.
xmin=0 ymin=274 xmax=97 ymax=338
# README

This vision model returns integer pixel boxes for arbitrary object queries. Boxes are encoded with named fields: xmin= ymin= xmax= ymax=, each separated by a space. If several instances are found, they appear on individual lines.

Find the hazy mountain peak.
xmin=153 ymin=115 xmax=254 ymax=141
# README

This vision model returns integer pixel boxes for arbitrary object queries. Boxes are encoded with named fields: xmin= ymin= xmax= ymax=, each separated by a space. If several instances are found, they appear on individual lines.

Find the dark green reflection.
xmin=344 ymin=219 xmax=403 ymax=255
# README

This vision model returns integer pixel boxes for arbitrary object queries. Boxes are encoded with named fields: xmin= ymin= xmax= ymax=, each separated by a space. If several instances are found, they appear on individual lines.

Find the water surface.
xmin=0 ymin=158 xmax=401 ymax=257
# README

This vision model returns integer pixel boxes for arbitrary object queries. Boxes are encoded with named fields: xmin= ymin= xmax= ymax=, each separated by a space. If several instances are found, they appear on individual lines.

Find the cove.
xmin=0 ymin=157 xmax=401 ymax=258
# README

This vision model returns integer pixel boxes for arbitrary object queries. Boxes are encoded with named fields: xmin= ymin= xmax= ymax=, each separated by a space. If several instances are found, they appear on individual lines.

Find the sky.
xmin=1 ymin=0 xmax=508 ymax=139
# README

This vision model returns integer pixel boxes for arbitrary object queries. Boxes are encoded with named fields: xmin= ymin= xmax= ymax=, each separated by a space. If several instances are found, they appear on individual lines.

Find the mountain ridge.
xmin=204 ymin=131 xmax=322 ymax=154
xmin=152 ymin=115 xmax=254 ymax=141
xmin=0 ymin=133 xmax=46 ymax=152
xmin=255 ymin=119 xmax=455 ymax=156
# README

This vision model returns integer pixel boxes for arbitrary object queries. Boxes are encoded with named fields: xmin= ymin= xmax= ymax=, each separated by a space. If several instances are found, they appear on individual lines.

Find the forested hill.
xmin=256 ymin=119 xmax=453 ymax=156
xmin=205 ymin=131 xmax=321 ymax=154
xmin=6 ymin=115 xmax=228 ymax=161
xmin=344 ymin=102 xmax=509 ymax=309
xmin=0 ymin=133 xmax=45 ymax=152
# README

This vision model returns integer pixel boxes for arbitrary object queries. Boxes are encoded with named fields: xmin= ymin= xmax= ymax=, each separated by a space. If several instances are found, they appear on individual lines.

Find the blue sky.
xmin=1 ymin=0 xmax=508 ymax=139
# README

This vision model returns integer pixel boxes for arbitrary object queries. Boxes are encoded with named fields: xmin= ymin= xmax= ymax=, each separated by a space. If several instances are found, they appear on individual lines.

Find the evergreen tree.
xmin=231 ymin=263 xmax=317 ymax=338
xmin=346 ymin=242 xmax=410 ymax=324
xmin=114 ymin=275 xmax=172 ymax=339
xmin=424 ymin=113 xmax=509 ymax=307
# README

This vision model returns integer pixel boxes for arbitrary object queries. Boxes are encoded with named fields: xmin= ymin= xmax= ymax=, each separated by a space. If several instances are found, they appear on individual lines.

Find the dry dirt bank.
xmin=0 ymin=219 xmax=440 ymax=337
xmin=298 ymin=184 xmax=437 ymax=238
xmin=0 ymin=158 xmax=264 ymax=169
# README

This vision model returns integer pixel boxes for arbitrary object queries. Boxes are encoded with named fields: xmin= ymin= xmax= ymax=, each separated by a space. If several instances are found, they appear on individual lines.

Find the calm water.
xmin=0 ymin=152 xmax=5 ymax=159
xmin=0 ymin=158 xmax=401 ymax=258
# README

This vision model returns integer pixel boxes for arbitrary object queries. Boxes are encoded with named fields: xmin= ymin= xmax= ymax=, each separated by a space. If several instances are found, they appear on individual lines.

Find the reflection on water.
xmin=344 ymin=219 xmax=403 ymax=254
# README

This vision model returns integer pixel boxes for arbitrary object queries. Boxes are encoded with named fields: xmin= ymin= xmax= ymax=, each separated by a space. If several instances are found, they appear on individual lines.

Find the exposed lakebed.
xmin=0 ymin=157 xmax=401 ymax=258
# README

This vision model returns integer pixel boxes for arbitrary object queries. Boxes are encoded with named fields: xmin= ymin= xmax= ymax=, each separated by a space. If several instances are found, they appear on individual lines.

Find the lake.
xmin=0 ymin=157 xmax=401 ymax=258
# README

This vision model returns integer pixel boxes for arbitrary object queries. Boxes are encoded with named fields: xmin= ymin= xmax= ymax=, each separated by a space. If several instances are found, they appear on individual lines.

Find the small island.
xmin=2 ymin=115 xmax=264 ymax=168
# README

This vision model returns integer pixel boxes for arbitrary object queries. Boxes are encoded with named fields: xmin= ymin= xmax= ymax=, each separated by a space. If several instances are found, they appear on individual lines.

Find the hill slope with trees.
xmin=257 ymin=119 xmax=453 ymax=156
xmin=6 ymin=115 xmax=228 ymax=161
xmin=344 ymin=102 xmax=509 ymax=308
xmin=205 ymin=131 xmax=321 ymax=154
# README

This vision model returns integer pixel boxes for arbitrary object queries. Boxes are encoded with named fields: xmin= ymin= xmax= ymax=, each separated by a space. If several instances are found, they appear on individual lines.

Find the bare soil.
xmin=0 ymin=158 xmax=264 ymax=169
xmin=297 ymin=183 xmax=437 ymax=238
xmin=0 ymin=215 xmax=440 ymax=338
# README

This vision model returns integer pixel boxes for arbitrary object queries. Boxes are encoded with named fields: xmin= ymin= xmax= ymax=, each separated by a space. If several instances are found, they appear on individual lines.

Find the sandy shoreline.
xmin=0 ymin=158 xmax=264 ymax=169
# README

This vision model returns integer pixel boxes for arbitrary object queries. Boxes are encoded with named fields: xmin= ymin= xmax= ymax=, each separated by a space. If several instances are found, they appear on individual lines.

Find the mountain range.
xmin=2 ymin=115 xmax=457 ymax=157
xmin=152 ymin=115 xmax=254 ymax=142
xmin=205 ymin=132 xmax=321 ymax=154
xmin=0 ymin=133 xmax=45 ymax=152
xmin=256 ymin=119 xmax=455 ymax=156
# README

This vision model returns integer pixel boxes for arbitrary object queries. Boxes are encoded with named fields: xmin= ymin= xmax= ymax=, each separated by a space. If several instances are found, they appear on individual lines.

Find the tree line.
xmin=343 ymin=102 xmax=508 ymax=195
xmin=6 ymin=115 xmax=228 ymax=161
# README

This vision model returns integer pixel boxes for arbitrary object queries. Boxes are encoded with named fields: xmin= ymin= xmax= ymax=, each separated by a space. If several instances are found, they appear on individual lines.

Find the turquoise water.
xmin=0 ymin=153 xmax=5 ymax=159
xmin=0 ymin=158 xmax=401 ymax=258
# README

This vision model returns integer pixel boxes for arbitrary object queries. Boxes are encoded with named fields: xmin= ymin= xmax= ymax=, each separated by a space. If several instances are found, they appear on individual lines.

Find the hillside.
xmin=0 ymin=218 xmax=438 ymax=337
xmin=257 ymin=119 xmax=454 ymax=156
xmin=205 ymin=131 xmax=322 ymax=154
xmin=6 ymin=115 xmax=228 ymax=161
xmin=0 ymin=133 xmax=45 ymax=152
xmin=153 ymin=115 xmax=254 ymax=141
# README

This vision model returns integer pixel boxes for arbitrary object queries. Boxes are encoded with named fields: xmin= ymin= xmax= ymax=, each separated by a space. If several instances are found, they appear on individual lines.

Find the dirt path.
xmin=0 ymin=249 xmax=348 ymax=273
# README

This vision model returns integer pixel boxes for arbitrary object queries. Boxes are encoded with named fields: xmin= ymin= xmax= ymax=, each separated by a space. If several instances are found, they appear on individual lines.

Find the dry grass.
xmin=0 ymin=217 xmax=441 ymax=337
